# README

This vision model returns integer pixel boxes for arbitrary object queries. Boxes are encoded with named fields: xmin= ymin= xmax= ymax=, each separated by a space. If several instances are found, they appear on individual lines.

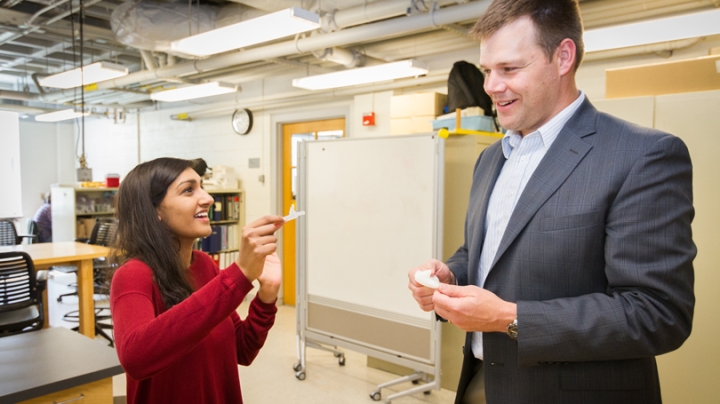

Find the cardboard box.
xmin=390 ymin=115 xmax=436 ymax=135
xmin=606 ymin=54 xmax=720 ymax=98
xmin=390 ymin=92 xmax=447 ymax=118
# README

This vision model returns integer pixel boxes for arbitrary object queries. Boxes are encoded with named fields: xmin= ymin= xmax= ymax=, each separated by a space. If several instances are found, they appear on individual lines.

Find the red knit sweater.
xmin=110 ymin=250 xmax=277 ymax=404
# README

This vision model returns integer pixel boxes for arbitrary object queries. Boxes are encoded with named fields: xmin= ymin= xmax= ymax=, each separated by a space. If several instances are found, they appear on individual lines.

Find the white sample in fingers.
xmin=283 ymin=204 xmax=306 ymax=222
xmin=414 ymin=269 xmax=440 ymax=289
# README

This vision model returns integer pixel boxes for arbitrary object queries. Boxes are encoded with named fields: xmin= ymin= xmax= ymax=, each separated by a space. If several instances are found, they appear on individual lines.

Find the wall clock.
xmin=232 ymin=108 xmax=253 ymax=135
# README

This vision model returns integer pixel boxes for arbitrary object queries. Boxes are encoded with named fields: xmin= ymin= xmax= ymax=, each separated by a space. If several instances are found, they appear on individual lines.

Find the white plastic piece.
xmin=283 ymin=204 xmax=306 ymax=222
xmin=414 ymin=269 xmax=440 ymax=289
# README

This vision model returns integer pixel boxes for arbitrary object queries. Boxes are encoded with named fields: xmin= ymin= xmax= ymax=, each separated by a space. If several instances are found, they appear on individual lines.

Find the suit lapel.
xmin=467 ymin=144 xmax=505 ymax=287
xmin=490 ymin=99 xmax=598 ymax=269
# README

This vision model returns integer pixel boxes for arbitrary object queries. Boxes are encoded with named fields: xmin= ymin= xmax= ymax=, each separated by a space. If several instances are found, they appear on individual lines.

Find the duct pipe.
xmin=140 ymin=50 xmax=158 ymax=71
xmin=38 ymin=0 xmax=491 ymax=102
xmin=0 ymin=90 xmax=36 ymax=102
xmin=313 ymin=47 xmax=365 ymax=68
xmin=327 ymin=0 xmax=461 ymax=30
xmin=583 ymin=38 xmax=701 ymax=62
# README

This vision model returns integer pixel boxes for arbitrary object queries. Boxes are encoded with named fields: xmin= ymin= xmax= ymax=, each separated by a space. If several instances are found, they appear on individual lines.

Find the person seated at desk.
xmin=110 ymin=157 xmax=284 ymax=404
xmin=32 ymin=192 xmax=52 ymax=242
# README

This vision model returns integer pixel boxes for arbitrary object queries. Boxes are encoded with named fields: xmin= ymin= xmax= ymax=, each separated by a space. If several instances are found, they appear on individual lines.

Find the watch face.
xmin=232 ymin=108 xmax=253 ymax=135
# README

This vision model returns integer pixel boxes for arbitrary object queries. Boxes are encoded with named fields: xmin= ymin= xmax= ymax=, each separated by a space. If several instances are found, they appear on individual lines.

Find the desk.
xmin=0 ymin=327 xmax=123 ymax=403
xmin=0 ymin=242 xmax=111 ymax=339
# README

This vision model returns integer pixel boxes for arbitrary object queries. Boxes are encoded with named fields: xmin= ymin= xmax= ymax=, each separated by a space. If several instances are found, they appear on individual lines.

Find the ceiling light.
xmin=584 ymin=8 xmax=720 ymax=53
xmin=38 ymin=61 xmax=128 ymax=89
xmin=150 ymin=82 xmax=237 ymax=102
xmin=35 ymin=109 xmax=89 ymax=122
xmin=171 ymin=7 xmax=320 ymax=57
xmin=292 ymin=60 xmax=429 ymax=90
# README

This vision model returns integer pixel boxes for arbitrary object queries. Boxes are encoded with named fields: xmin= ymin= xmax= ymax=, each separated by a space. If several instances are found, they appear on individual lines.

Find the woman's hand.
xmin=236 ymin=215 xmax=284 ymax=282
xmin=257 ymin=253 xmax=282 ymax=304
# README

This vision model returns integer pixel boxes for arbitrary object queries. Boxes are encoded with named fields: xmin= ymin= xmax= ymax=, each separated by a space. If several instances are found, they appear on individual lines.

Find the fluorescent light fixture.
xmin=171 ymin=7 xmax=320 ymax=57
xmin=35 ymin=109 xmax=89 ymax=122
xmin=150 ymin=82 xmax=237 ymax=102
xmin=38 ymin=61 xmax=128 ymax=89
xmin=584 ymin=8 xmax=720 ymax=53
xmin=292 ymin=60 xmax=429 ymax=90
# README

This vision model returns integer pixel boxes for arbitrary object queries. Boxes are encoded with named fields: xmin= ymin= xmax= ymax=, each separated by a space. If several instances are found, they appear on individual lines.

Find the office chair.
xmin=0 ymin=220 xmax=36 ymax=246
xmin=0 ymin=252 xmax=48 ymax=337
xmin=56 ymin=218 xmax=117 ymax=303
xmin=56 ymin=218 xmax=117 ymax=346
xmin=26 ymin=220 xmax=42 ymax=244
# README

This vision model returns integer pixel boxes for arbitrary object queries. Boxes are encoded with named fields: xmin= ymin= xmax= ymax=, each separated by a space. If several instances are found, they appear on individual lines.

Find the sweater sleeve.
xmin=110 ymin=259 xmax=253 ymax=380
xmin=232 ymin=296 xmax=278 ymax=366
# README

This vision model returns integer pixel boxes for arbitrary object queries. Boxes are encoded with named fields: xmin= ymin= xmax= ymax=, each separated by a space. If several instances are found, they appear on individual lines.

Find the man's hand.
xmin=432 ymin=284 xmax=517 ymax=333
xmin=408 ymin=259 xmax=456 ymax=312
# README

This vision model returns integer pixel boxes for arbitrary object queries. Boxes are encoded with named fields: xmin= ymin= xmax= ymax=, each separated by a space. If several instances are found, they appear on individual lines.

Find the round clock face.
xmin=232 ymin=108 xmax=253 ymax=135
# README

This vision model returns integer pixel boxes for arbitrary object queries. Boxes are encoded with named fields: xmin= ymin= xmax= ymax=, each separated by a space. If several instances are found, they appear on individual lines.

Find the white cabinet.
xmin=51 ymin=186 xmax=117 ymax=242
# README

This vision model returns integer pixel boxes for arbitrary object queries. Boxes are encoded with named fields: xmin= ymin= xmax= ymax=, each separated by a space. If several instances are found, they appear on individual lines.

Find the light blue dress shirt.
xmin=472 ymin=91 xmax=586 ymax=360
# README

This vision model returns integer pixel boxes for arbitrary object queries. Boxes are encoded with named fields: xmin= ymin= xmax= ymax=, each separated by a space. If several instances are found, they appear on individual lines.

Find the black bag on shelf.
xmin=447 ymin=60 xmax=495 ymax=118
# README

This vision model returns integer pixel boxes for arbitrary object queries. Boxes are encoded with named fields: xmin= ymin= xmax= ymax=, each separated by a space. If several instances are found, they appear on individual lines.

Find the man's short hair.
xmin=470 ymin=0 xmax=584 ymax=72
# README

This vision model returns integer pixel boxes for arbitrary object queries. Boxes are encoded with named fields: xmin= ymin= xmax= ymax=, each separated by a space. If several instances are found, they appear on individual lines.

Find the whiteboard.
xmin=0 ymin=111 xmax=22 ymax=219
xmin=301 ymin=135 xmax=442 ymax=322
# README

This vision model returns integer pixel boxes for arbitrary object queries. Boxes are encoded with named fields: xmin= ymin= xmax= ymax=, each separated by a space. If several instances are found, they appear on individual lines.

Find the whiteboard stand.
xmin=294 ymin=135 xmax=444 ymax=403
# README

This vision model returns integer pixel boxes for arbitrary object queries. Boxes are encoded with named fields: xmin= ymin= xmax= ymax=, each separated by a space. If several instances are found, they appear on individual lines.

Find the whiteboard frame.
xmin=295 ymin=134 xmax=444 ymax=392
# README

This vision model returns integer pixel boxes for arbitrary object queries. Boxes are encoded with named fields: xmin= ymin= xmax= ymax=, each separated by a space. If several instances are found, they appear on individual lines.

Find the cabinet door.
xmin=51 ymin=187 xmax=76 ymax=242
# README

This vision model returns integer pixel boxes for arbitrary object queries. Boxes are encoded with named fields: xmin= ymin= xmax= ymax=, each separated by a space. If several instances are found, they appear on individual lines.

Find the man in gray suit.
xmin=408 ymin=0 xmax=696 ymax=403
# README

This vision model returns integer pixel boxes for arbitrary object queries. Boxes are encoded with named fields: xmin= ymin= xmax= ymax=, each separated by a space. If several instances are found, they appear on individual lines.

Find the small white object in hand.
xmin=414 ymin=269 xmax=440 ymax=289
xmin=283 ymin=204 xmax=306 ymax=222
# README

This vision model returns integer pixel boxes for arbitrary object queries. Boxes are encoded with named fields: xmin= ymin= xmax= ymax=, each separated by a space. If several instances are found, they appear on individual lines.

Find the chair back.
xmin=0 ymin=252 xmax=44 ymax=336
xmin=88 ymin=218 xmax=118 ymax=247
xmin=0 ymin=220 xmax=19 ymax=246
xmin=26 ymin=221 xmax=41 ymax=244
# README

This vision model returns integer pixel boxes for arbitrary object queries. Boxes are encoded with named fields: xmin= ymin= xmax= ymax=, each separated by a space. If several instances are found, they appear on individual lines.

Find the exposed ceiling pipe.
xmin=583 ymin=38 xmax=702 ymax=62
xmin=140 ymin=50 xmax=157 ymax=71
xmin=37 ymin=0 xmax=491 ymax=102
xmin=24 ymin=0 xmax=71 ymax=27
xmin=325 ymin=0 xmax=461 ymax=30
xmin=312 ymin=47 xmax=366 ymax=68
xmin=0 ymin=0 xmax=104 ymax=47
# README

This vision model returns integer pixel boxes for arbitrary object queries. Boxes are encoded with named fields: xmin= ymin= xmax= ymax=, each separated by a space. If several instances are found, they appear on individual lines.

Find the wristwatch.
xmin=507 ymin=318 xmax=518 ymax=340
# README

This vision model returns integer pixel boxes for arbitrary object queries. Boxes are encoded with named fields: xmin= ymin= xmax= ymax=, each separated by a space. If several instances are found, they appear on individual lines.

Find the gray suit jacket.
xmin=446 ymin=99 xmax=695 ymax=404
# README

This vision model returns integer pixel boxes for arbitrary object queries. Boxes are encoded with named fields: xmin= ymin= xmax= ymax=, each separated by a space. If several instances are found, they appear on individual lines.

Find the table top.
xmin=0 ymin=327 xmax=123 ymax=403
xmin=0 ymin=242 xmax=111 ymax=266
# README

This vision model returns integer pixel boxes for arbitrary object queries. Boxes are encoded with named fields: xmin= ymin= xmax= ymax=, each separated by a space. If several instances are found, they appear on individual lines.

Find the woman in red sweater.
xmin=110 ymin=157 xmax=284 ymax=404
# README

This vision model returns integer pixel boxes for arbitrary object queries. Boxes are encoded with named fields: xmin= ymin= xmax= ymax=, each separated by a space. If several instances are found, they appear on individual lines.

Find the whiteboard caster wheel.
xmin=293 ymin=363 xmax=302 ymax=372
xmin=295 ymin=371 xmax=306 ymax=380
xmin=334 ymin=352 xmax=342 ymax=358
xmin=338 ymin=356 xmax=346 ymax=366
xmin=423 ymin=390 xmax=431 ymax=395
xmin=370 ymin=391 xmax=381 ymax=401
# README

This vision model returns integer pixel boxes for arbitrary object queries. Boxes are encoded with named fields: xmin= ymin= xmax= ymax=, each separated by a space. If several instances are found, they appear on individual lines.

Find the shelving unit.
xmin=194 ymin=189 xmax=245 ymax=267
xmin=51 ymin=186 xmax=118 ymax=242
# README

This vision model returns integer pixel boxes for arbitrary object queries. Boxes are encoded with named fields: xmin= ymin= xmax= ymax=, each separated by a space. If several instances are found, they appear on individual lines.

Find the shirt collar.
xmin=501 ymin=91 xmax=586 ymax=159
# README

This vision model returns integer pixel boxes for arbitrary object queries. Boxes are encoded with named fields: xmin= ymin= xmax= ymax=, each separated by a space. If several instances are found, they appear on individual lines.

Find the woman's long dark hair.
xmin=111 ymin=157 xmax=195 ymax=309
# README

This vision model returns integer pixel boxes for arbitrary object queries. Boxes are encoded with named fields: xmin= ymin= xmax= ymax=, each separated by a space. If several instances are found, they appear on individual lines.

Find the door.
xmin=281 ymin=118 xmax=345 ymax=305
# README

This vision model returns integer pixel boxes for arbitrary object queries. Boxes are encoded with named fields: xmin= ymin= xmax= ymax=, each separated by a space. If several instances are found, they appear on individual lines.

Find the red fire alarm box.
xmin=362 ymin=112 xmax=375 ymax=126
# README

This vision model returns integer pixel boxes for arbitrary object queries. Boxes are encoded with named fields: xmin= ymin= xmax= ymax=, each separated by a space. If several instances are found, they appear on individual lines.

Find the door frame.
xmin=270 ymin=104 xmax=350 ymax=305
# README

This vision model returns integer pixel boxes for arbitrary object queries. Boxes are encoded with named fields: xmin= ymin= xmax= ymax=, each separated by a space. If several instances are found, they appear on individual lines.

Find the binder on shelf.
xmin=208 ymin=225 xmax=221 ymax=253
xmin=213 ymin=196 xmax=224 ymax=221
